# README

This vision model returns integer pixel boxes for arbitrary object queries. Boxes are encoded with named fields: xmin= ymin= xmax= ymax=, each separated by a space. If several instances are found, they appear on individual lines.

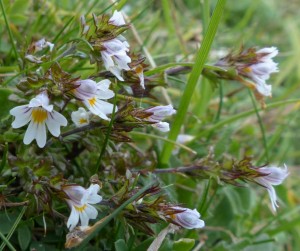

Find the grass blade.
xmin=95 ymin=89 xmax=118 ymax=172
xmin=0 ymin=143 xmax=8 ymax=173
xmin=0 ymin=232 xmax=16 ymax=251
xmin=248 ymin=90 xmax=269 ymax=162
xmin=0 ymin=0 xmax=19 ymax=64
xmin=0 ymin=206 xmax=27 ymax=251
xmin=160 ymin=0 xmax=226 ymax=166
xmin=195 ymin=99 xmax=300 ymax=139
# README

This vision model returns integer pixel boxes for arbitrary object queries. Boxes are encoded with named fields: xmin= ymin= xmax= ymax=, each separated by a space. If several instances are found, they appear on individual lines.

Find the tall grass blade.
xmin=160 ymin=0 xmax=226 ymax=166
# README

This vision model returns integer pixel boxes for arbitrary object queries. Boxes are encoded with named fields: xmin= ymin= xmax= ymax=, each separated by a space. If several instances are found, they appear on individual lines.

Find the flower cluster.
xmin=215 ymin=47 xmax=279 ymax=106
xmin=4 ymin=6 xmax=291 ymax=251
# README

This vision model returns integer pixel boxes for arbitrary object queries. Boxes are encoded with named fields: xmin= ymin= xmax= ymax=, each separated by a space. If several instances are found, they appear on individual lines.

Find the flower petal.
xmin=152 ymin=122 xmax=170 ymax=132
xmin=35 ymin=122 xmax=47 ymax=148
xmin=23 ymin=120 xmax=37 ymax=145
xmin=63 ymin=185 xmax=86 ymax=205
xmin=10 ymin=106 xmax=32 ymax=128
xmin=67 ymin=205 xmax=80 ymax=230
xmin=266 ymin=185 xmax=279 ymax=211
xmin=85 ymin=204 xmax=98 ymax=219
xmin=79 ymin=210 xmax=90 ymax=227
xmin=109 ymin=10 xmax=126 ymax=26
xmin=46 ymin=111 xmax=67 ymax=137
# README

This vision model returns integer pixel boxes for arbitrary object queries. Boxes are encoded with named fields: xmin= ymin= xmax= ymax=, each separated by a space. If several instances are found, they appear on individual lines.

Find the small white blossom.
xmin=243 ymin=47 xmax=279 ymax=97
xmin=10 ymin=92 xmax=67 ymax=148
xmin=101 ymin=38 xmax=131 ymax=81
xmin=255 ymin=165 xmax=289 ymax=212
xmin=171 ymin=207 xmax=205 ymax=229
xmin=145 ymin=105 xmax=176 ymax=132
xmin=34 ymin=38 xmax=54 ymax=52
xmin=109 ymin=10 xmax=126 ymax=26
xmin=63 ymin=184 xmax=102 ymax=231
xmin=71 ymin=107 xmax=91 ymax=127
xmin=73 ymin=79 xmax=116 ymax=120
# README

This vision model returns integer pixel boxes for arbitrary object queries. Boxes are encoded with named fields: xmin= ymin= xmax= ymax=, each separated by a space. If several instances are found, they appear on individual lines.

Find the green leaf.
xmin=0 ymin=88 xmax=13 ymax=120
xmin=115 ymin=239 xmax=128 ymax=251
xmin=0 ymin=212 xmax=18 ymax=234
xmin=173 ymin=238 xmax=195 ymax=251
xmin=17 ymin=225 xmax=31 ymax=250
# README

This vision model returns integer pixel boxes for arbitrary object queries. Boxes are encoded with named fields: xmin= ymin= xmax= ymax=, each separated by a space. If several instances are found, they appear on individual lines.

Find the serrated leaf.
xmin=18 ymin=224 xmax=31 ymax=250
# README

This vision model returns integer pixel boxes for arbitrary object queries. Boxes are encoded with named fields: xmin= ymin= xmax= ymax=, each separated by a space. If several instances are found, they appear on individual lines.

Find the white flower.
xmin=152 ymin=122 xmax=170 ymax=132
xmin=255 ymin=165 xmax=289 ymax=212
xmin=10 ymin=92 xmax=67 ymax=148
xmin=73 ymin=79 xmax=116 ymax=120
xmin=63 ymin=184 xmax=102 ymax=231
xmin=71 ymin=107 xmax=91 ymax=127
xmin=243 ymin=47 xmax=279 ymax=97
xmin=109 ymin=10 xmax=126 ymax=26
xmin=34 ymin=38 xmax=54 ymax=52
xmin=171 ymin=207 xmax=205 ymax=229
xmin=145 ymin=105 xmax=176 ymax=132
xmin=101 ymin=38 xmax=131 ymax=81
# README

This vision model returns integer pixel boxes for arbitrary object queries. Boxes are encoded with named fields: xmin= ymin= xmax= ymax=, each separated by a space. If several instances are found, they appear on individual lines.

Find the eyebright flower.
xmin=215 ymin=47 xmax=279 ymax=106
xmin=34 ymin=38 xmax=55 ymax=52
xmin=73 ymin=79 xmax=116 ymax=120
xmin=145 ymin=105 xmax=176 ymax=132
xmin=63 ymin=184 xmax=102 ymax=231
xmin=171 ymin=207 xmax=205 ymax=229
xmin=240 ymin=47 xmax=278 ymax=97
xmin=101 ymin=38 xmax=131 ymax=81
xmin=109 ymin=10 xmax=126 ymax=26
xmin=10 ymin=92 xmax=67 ymax=148
xmin=255 ymin=165 xmax=289 ymax=212
xmin=71 ymin=107 xmax=91 ymax=127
